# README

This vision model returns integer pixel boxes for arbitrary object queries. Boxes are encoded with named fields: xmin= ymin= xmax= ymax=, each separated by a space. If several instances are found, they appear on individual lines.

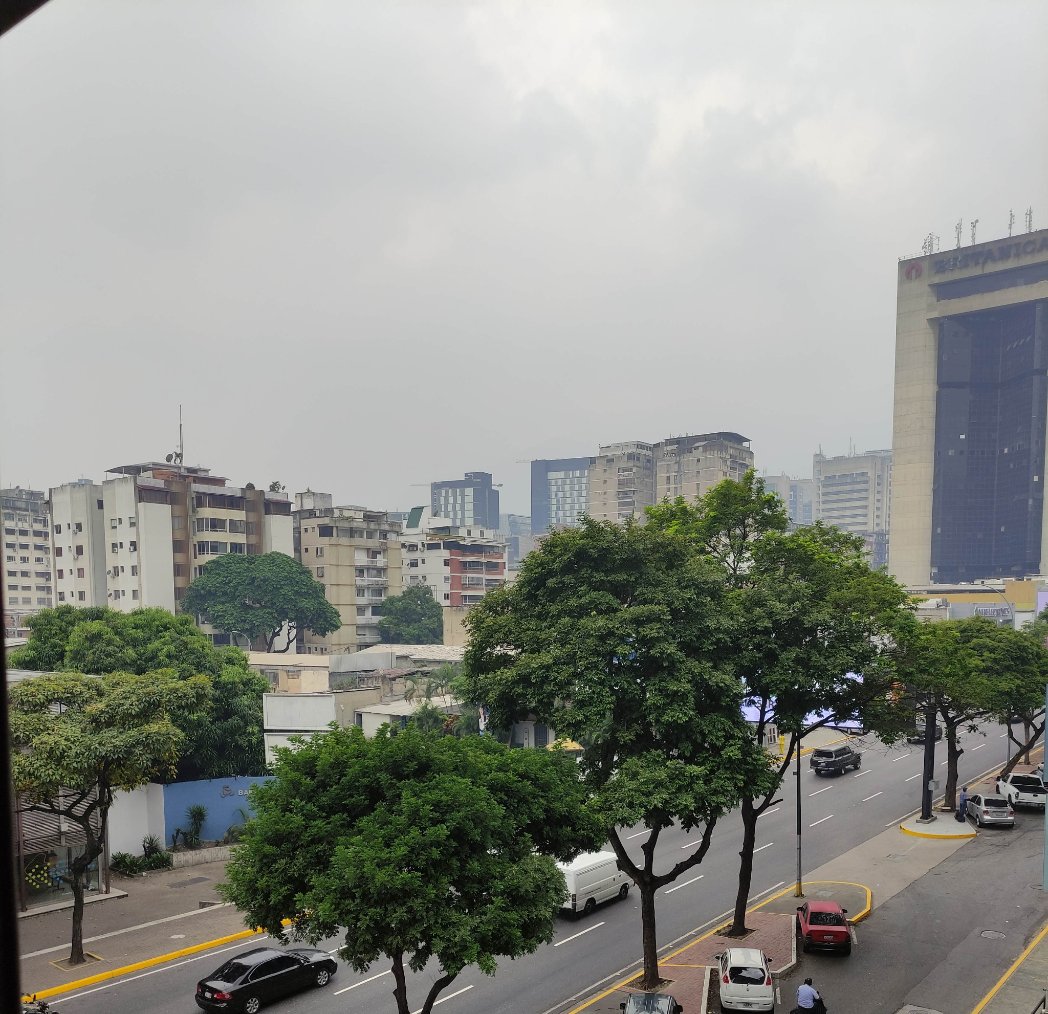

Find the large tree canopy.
xmin=460 ymin=516 xmax=778 ymax=988
xmin=10 ymin=670 xmax=204 ymax=963
xmin=10 ymin=606 xmax=268 ymax=779
xmin=182 ymin=551 xmax=340 ymax=652
xmin=222 ymin=725 xmax=600 ymax=1014
xmin=647 ymin=477 xmax=911 ymax=933
xmin=378 ymin=585 xmax=444 ymax=644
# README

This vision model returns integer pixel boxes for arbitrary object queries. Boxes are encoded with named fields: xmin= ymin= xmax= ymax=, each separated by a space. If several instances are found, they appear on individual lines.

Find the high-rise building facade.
xmin=813 ymin=450 xmax=892 ymax=569
xmin=2 ymin=486 xmax=54 ymax=632
xmin=293 ymin=493 xmax=403 ymax=654
xmin=653 ymin=433 xmax=754 ymax=503
xmin=430 ymin=472 xmax=500 ymax=530
xmin=763 ymin=474 xmax=815 ymax=527
xmin=50 ymin=463 xmax=293 ymax=623
xmin=891 ymin=227 xmax=1048 ymax=584
xmin=586 ymin=442 xmax=655 ymax=523
xmin=530 ymin=457 xmax=594 ymax=534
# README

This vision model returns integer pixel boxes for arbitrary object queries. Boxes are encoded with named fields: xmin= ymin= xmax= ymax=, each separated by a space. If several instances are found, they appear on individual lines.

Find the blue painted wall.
xmin=162 ymin=777 xmax=271 ymax=846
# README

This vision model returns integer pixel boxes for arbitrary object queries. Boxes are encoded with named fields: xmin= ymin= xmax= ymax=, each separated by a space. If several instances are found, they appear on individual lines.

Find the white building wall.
xmin=139 ymin=500 xmax=176 ymax=610
xmin=107 ymin=783 xmax=166 ymax=855
xmin=50 ymin=481 xmax=107 ymax=607
xmin=263 ymin=513 xmax=293 ymax=555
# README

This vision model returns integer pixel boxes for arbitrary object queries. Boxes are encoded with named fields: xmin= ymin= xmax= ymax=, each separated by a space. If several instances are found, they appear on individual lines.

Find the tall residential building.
xmin=2 ymin=486 xmax=54 ymax=630
xmin=763 ymin=474 xmax=815 ymax=527
xmin=586 ymin=442 xmax=656 ymax=523
xmin=50 ymin=480 xmax=107 ymax=608
xmin=653 ymin=432 xmax=754 ymax=503
xmin=891 ymin=227 xmax=1048 ymax=584
xmin=430 ymin=471 xmax=500 ymax=529
xmin=50 ymin=463 xmax=293 ymax=624
xmin=401 ymin=509 xmax=507 ymax=608
xmin=530 ymin=456 xmax=595 ymax=533
xmin=813 ymin=449 xmax=892 ymax=569
xmin=293 ymin=494 xmax=403 ymax=655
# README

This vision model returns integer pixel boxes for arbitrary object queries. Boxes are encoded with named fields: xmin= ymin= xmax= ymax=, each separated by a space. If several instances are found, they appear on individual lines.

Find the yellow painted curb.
xmin=22 ymin=926 xmax=264 ymax=1001
xmin=899 ymin=823 xmax=977 ymax=841
xmin=970 ymin=917 xmax=1048 ymax=1014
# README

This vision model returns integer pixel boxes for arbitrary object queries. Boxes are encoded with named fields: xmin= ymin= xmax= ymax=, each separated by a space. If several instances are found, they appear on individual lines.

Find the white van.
xmin=557 ymin=851 xmax=630 ymax=917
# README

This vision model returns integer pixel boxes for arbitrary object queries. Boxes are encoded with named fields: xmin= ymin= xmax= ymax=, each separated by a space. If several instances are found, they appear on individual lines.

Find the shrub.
xmin=111 ymin=852 xmax=143 ymax=877
xmin=142 ymin=834 xmax=164 ymax=858
xmin=142 ymin=850 xmax=173 ymax=871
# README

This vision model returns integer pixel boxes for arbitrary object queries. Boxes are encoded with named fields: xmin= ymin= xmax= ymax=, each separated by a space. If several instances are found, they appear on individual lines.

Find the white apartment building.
xmin=50 ymin=463 xmax=293 ymax=624
xmin=50 ymin=480 xmax=107 ymax=608
xmin=293 ymin=493 xmax=403 ymax=655
xmin=813 ymin=449 xmax=892 ymax=569
xmin=586 ymin=442 xmax=656 ymax=523
xmin=2 ymin=487 xmax=54 ymax=631
xmin=653 ymin=433 xmax=754 ymax=503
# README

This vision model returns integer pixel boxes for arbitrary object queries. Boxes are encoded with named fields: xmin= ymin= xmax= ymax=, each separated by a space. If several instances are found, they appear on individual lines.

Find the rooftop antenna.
xmin=1027 ymin=207 xmax=1034 ymax=233
xmin=970 ymin=219 xmax=979 ymax=245
xmin=1008 ymin=209 xmax=1015 ymax=237
xmin=164 ymin=405 xmax=184 ymax=466
xmin=921 ymin=232 xmax=939 ymax=255
xmin=955 ymin=219 xmax=963 ymax=249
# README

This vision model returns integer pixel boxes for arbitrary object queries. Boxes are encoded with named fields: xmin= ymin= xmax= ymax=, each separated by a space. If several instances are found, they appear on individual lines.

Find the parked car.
xmin=995 ymin=773 xmax=1046 ymax=810
xmin=620 ymin=993 xmax=684 ymax=1013
xmin=717 ymin=947 xmax=775 ymax=1013
xmin=906 ymin=724 xmax=942 ymax=744
xmin=796 ymin=899 xmax=851 ymax=955
xmin=195 ymin=946 xmax=337 ymax=1013
xmin=810 ymin=744 xmax=861 ymax=776
xmin=557 ymin=850 xmax=630 ymax=917
xmin=966 ymin=793 xmax=1015 ymax=829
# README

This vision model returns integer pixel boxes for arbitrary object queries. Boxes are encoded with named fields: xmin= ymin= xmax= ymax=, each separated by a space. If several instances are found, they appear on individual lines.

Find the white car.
xmin=995 ymin=772 xmax=1046 ymax=810
xmin=717 ymin=947 xmax=775 ymax=1013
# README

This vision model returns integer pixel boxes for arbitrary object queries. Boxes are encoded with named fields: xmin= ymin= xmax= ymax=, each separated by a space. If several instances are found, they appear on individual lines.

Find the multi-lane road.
xmin=47 ymin=725 xmax=1018 ymax=1014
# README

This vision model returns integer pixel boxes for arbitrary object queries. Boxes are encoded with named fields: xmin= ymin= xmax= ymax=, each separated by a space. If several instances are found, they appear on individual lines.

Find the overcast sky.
xmin=2 ymin=2 xmax=1046 ymax=515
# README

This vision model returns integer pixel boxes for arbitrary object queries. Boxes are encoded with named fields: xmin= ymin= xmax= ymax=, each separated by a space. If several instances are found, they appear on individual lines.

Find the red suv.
xmin=796 ymin=900 xmax=851 ymax=955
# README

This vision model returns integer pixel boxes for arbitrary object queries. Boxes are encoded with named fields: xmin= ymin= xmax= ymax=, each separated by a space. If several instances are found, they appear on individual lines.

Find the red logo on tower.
xmin=904 ymin=262 xmax=923 ymax=281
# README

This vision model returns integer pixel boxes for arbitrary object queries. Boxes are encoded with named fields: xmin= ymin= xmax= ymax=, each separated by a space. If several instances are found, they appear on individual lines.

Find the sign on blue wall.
xmin=163 ymin=777 xmax=271 ymax=846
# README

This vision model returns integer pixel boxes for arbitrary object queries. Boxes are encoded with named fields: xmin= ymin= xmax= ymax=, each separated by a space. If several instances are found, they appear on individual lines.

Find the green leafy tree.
xmin=899 ymin=617 xmax=1048 ymax=806
xmin=648 ymin=477 xmax=911 ymax=934
xmin=378 ymin=585 xmax=444 ymax=644
xmin=9 ymin=606 xmax=268 ymax=779
xmin=9 ymin=670 xmax=206 ymax=963
xmin=221 ymin=726 xmax=600 ymax=1014
xmin=460 ymin=517 xmax=778 ymax=989
xmin=183 ymin=551 xmax=340 ymax=652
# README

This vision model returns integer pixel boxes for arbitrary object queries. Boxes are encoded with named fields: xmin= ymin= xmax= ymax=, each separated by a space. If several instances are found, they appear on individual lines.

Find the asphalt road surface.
xmin=47 ymin=725 xmax=1022 ymax=1014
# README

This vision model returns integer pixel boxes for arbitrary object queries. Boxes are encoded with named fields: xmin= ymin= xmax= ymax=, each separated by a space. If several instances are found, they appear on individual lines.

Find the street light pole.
xmin=918 ymin=696 xmax=937 ymax=823
xmin=794 ymin=734 xmax=803 ymax=897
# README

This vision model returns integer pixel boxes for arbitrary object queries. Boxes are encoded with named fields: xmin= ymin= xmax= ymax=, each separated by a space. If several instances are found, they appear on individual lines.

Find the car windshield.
xmin=1011 ymin=776 xmax=1043 ymax=789
xmin=813 ymin=750 xmax=835 ymax=759
xmin=729 ymin=964 xmax=765 ymax=984
xmin=809 ymin=911 xmax=846 ymax=926
xmin=984 ymin=798 xmax=1009 ymax=808
xmin=211 ymin=960 xmax=251 ymax=982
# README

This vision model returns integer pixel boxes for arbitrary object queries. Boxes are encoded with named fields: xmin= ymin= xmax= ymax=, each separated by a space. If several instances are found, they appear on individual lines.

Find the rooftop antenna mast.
xmin=165 ymin=405 xmax=184 ymax=467
xmin=1027 ymin=207 xmax=1035 ymax=233
xmin=955 ymin=219 xmax=963 ymax=249
xmin=970 ymin=219 xmax=979 ymax=245
xmin=1008 ymin=209 xmax=1015 ymax=237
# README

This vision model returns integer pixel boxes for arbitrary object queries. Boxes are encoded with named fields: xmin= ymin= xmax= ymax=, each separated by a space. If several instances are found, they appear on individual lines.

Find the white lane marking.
xmin=809 ymin=815 xmax=834 ymax=827
xmin=853 ymin=769 xmax=871 ymax=778
xmin=776 ymin=986 xmax=782 ymax=1005
xmin=625 ymin=829 xmax=649 ymax=840
xmin=850 ymin=926 xmax=857 ymax=944
xmin=554 ymin=921 xmax=606 ymax=946
xmin=973 ymin=743 xmax=986 ymax=751
xmin=1000 ymin=733 xmax=1008 ymax=738
xmin=892 ymin=753 xmax=912 ymax=762
xmin=47 ymin=936 xmax=271 ymax=1004
xmin=940 ymin=760 xmax=948 ymax=766
xmin=905 ymin=773 xmax=922 ymax=782
xmin=758 ymin=807 xmax=780 ymax=818
xmin=411 ymin=985 xmax=474 ymax=1013
xmin=751 ymin=881 xmax=787 ymax=901
xmin=862 ymin=791 xmax=882 ymax=802
xmin=334 ymin=969 xmax=392 ymax=995
xmin=809 ymin=785 xmax=832 ymax=797
xmin=754 ymin=843 xmax=774 ymax=854
xmin=20 ymin=903 xmax=236 ymax=959
xmin=666 ymin=875 xmax=705 ymax=895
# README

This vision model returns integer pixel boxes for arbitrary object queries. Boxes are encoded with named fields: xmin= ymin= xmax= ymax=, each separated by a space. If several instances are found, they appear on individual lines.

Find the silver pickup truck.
xmin=995 ymin=772 xmax=1046 ymax=810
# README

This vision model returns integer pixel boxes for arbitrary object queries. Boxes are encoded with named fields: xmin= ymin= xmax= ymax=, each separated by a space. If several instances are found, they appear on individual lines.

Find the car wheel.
xmin=315 ymin=967 xmax=331 ymax=987
xmin=618 ymin=884 xmax=629 ymax=900
xmin=855 ymin=756 xmax=861 ymax=769
xmin=243 ymin=996 xmax=262 ymax=1014
xmin=583 ymin=897 xmax=596 ymax=915
xmin=842 ymin=942 xmax=852 ymax=956
xmin=802 ymin=937 xmax=811 ymax=953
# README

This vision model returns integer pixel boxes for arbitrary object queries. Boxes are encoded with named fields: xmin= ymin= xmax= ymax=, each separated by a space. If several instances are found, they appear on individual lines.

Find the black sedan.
xmin=195 ymin=946 xmax=337 ymax=1013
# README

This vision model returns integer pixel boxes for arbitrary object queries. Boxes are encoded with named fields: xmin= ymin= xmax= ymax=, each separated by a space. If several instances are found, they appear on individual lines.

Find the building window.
xmin=316 ymin=567 xmax=325 ymax=578
xmin=55 ymin=547 xmax=62 ymax=557
xmin=58 ymin=592 xmax=66 ymax=602
xmin=76 ymin=568 xmax=85 ymax=578
xmin=75 ymin=545 xmax=83 ymax=555
xmin=129 ymin=541 xmax=137 ymax=552
xmin=131 ymin=565 xmax=138 ymax=576
xmin=132 ymin=590 xmax=139 ymax=600
xmin=54 ymin=524 xmax=62 ymax=534
xmin=111 ymin=543 xmax=119 ymax=554
xmin=77 ymin=591 xmax=86 ymax=601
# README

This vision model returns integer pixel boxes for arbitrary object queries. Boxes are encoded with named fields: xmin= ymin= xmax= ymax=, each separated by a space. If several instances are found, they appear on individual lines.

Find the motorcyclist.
xmin=792 ymin=977 xmax=826 ymax=1012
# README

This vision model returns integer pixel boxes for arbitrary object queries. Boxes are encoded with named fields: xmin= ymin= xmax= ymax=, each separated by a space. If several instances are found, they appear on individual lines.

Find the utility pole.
xmin=918 ymin=697 xmax=938 ymax=823
xmin=794 ymin=735 xmax=804 ymax=897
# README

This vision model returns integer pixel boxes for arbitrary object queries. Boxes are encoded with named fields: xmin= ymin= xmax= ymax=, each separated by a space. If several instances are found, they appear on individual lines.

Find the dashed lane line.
xmin=891 ymin=753 xmax=912 ymax=762
xmin=809 ymin=786 xmax=832 ymax=797
xmin=334 ymin=969 xmax=392 ymax=996
xmin=809 ymin=815 xmax=833 ymax=827
xmin=411 ymin=985 xmax=473 ymax=1013
xmin=753 ymin=843 xmax=774 ymax=854
xmin=665 ymin=875 xmax=705 ymax=895
xmin=861 ymin=792 xmax=882 ymax=802
xmin=905 ymin=773 xmax=921 ymax=782
xmin=554 ymin=922 xmax=606 ymax=947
